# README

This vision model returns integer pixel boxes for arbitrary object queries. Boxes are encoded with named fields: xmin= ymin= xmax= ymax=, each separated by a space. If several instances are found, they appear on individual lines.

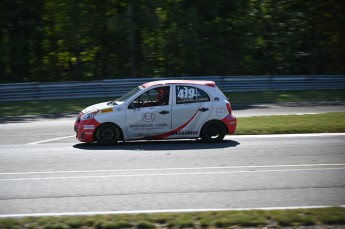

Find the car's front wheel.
xmin=96 ymin=123 xmax=120 ymax=145
xmin=200 ymin=121 xmax=226 ymax=143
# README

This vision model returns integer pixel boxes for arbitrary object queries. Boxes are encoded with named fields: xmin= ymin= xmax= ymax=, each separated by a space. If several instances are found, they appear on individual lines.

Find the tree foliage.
xmin=1 ymin=0 xmax=344 ymax=82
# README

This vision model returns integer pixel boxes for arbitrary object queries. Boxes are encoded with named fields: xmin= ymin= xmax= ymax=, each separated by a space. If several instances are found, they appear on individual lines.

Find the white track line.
xmin=28 ymin=135 xmax=75 ymax=145
xmin=1 ymin=163 xmax=345 ymax=176
xmin=228 ymin=133 xmax=345 ymax=138
xmin=27 ymin=133 xmax=345 ymax=145
xmin=0 ymin=205 xmax=344 ymax=218
xmin=1 ymin=167 xmax=344 ymax=182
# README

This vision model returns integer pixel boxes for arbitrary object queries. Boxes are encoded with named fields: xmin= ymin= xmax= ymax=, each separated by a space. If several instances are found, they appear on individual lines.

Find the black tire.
xmin=96 ymin=123 xmax=120 ymax=145
xmin=200 ymin=121 xmax=226 ymax=143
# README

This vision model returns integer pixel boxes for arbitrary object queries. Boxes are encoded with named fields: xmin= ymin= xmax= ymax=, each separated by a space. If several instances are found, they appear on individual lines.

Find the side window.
xmin=197 ymin=88 xmax=211 ymax=102
xmin=176 ymin=86 xmax=210 ymax=104
xmin=129 ymin=86 xmax=170 ymax=109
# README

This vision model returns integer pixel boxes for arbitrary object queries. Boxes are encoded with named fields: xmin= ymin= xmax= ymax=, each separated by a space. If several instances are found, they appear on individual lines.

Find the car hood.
xmin=82 ymin=102 xmax=112 ymax=114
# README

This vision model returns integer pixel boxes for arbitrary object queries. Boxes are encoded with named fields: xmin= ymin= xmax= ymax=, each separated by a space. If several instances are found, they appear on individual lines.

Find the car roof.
xmin=142 ymin=80 xmax=216 ymax=88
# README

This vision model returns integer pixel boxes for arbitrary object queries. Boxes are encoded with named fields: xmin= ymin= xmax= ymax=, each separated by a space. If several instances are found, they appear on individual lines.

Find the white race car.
xmin=74 ymin=80 xmax=236 ymax=145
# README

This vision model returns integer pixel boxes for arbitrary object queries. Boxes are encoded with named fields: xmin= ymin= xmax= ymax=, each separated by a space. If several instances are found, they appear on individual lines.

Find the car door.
xmin=171 ymin=85 xmax=212 ymax=136
xmin=125 ymin=86 xmax=172 ymax=139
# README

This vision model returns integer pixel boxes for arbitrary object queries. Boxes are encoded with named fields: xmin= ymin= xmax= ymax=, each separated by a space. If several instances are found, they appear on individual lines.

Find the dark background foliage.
xmin=1 ymin=0 xmax=344 ymax=82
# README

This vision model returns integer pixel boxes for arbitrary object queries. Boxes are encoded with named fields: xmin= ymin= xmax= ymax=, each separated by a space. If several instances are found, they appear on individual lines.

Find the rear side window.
xmin=215 ymin=86 xmax=227 ymax=99
xmin=176 ymin=86 xmax=210 ymax=104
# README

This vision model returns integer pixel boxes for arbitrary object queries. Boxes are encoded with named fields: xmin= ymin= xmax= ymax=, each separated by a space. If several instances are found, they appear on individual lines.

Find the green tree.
xmin=0 ymin=0 xmax=344 ymax=83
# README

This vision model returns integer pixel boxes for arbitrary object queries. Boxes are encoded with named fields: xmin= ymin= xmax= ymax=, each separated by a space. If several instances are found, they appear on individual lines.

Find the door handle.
xmin=159 ymin=110 xmax=170 ymax=115
xmin=199 ymin=107 xmax=209 ymax=112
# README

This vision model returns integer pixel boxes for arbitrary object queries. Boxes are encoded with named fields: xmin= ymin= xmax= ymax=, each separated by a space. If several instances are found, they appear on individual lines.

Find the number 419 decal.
xmin=177 ymin=87 xmax=195 ymax=99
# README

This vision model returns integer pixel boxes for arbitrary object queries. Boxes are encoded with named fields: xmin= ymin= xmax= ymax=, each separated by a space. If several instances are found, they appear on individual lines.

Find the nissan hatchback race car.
xmin=74 ymin=80 xmax=236 ymax=145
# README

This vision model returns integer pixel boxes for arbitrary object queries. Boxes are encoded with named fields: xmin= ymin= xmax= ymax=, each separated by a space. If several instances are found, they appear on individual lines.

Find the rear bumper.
xmin=221 ymin=114 xmax=237 ymax=135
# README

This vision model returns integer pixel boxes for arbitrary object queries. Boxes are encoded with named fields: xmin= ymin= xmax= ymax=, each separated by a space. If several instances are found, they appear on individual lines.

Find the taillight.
xmin=226 ymin=102 xmax=232 ymax=115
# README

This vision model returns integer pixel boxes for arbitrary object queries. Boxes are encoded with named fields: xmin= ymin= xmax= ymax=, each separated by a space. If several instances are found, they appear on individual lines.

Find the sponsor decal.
xmin=214 ymin=97 xmax=220 ymax=101
xmin=142 ymin=113 xmax=156 ymax=122
xmin=155 ymin=123 xmax=168 ymax=127
xmin=216 ymin=108 xmax=226 ymax=116
xmin=198 ymin=98 xmax=209 ymax=102
xmin=101 ymin=108 xmax=113 ymax=113
xmin=129 ymin=123 xmax=167 ymax=129
xmin=84 ymin=132 xmax=93 ymax=135
xmin=117 ymin=108 xmax=123 ymax=111
xmin=173 ymin=131 xmax=198 ymax=135
xmin=83 ymin=125 xmax=95 ymax=130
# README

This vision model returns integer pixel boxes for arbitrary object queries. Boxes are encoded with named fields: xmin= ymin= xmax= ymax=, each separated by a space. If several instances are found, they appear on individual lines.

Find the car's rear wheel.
xmin=200 ymin=121 xmax=226 ymax=143
xmin=96 ymin=123 xmax=120 ymax=145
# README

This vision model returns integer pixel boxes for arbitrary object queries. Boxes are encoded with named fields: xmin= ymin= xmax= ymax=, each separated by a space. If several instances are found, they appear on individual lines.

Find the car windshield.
xmin=116 ymin=85 xmax=144 ymax=102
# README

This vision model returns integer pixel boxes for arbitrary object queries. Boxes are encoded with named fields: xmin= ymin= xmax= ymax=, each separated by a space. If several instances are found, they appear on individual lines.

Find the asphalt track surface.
xmin=0 ymin=103 xmax=344 ymax=217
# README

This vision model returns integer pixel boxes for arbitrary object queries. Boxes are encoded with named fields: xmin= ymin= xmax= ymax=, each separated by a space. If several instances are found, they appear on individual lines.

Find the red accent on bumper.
xmin=74 ymin=114 xmax=100 ymax=143
xmin=221 ymin=114 xmax=237 ymax=135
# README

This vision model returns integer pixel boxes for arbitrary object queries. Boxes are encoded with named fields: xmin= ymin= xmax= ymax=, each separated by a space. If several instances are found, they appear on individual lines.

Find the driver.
xmin=156 ymin=87 xmax=169 ymax=105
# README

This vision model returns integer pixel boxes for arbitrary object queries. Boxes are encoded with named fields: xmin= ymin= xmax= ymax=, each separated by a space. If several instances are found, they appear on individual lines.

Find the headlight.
xmin=81 ymin=111 xmax=98 ymax=120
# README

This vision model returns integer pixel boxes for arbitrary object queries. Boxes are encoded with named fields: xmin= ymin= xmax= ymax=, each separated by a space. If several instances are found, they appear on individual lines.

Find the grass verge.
xmin=236 ymin=112 xmax=345 ymax=135
xmin=0 ymin=89 xmax=344 ymax=117
xmin=228 ymin=89 xmax=345 ymax=104
xmin=1 ymin=207 xmax=344 ymax=228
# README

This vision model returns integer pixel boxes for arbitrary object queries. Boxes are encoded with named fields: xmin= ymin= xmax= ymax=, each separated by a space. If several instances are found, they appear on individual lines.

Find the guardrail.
xmin=1 ymin=75 xmax=344 ymax=102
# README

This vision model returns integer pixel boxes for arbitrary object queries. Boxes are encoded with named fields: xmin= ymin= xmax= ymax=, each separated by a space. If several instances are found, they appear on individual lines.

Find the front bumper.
xmin=74 ymin=112 xmax=100 ymax=143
